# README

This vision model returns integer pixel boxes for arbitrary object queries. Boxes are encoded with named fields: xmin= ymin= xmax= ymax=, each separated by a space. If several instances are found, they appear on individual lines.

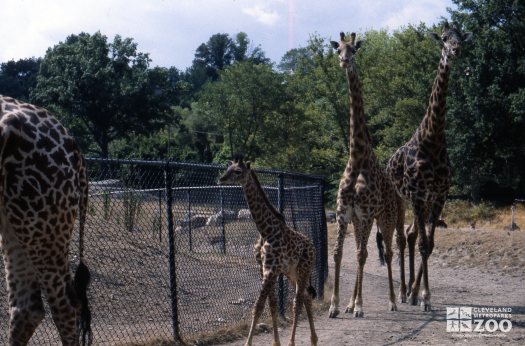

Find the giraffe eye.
xmin=442 ymin=36 xmax=448 ymax=42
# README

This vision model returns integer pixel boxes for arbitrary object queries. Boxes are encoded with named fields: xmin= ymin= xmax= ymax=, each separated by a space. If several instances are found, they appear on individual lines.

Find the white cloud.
xmin=242 ymin=5 xmax=281 ymax=26
xmin=0 ymin=0 xmax=455 ymax=69
xmin=381 ymin=0 xmax=451 ymax=29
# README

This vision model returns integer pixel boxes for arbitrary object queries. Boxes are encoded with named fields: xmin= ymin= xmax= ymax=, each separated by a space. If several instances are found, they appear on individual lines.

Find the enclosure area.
xmin=0 ymin=158 xmax=328 ymax=345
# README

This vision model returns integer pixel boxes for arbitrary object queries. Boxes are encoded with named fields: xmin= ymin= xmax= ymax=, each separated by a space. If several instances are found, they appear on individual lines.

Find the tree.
xmin=0 ymin=58 xmax=41 ymax=101
xmin=447 ymin=0 xmax=525 ymax=201
xmin=184 ymin=32 xmax=270 ymax=96
xmin=32 ymin=32 xmax=174 ymax=157
xmin=194 ymin=61 xmax=308 ymax=169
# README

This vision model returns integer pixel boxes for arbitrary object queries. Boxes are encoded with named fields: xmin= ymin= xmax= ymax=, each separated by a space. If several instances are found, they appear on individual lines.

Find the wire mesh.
xmin=0 ymin=158 xmax=328 ymax=345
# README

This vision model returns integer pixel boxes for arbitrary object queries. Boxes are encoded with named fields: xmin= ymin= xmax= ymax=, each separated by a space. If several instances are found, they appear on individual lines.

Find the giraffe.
xmin=0 ymin=95 xmax=92 ymax=345
xmin=328 ymin=32 xmax=405 ymax=319
xmin=386 ymin=22 xmax=472 ymax=311
xmin=218 ymin=154 xmax=317 ymax=346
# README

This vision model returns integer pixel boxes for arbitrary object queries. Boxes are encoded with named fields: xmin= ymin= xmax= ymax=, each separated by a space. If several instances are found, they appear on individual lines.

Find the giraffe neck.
xmin=242 ymin=170 xmax=285 ymax=239
xmin=345 ymin=63 xmax=371 ymax=164
xmin=418 ymin=49 xmax=452 ymax=143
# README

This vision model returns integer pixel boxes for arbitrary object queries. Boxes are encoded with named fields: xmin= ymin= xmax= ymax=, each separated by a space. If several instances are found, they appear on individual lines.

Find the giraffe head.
xmin=330 ymin=32 xmax=362 ymax=68
xmin=218 ymin=154 xmax=251 ymax=185
xmin=430 ymin=22 xmax=472 ymax=64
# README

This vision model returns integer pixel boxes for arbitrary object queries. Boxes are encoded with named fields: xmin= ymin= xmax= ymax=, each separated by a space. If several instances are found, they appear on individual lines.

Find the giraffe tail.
xmin=376 ymin=228 xmax=386 ymax=266
xmin=307 ymin=285 xmax=317 ymax=299
xmin=75 ymin=154 xmax=92 ymax=346
xmin=74 ymin=262 xmax=92 ymax=346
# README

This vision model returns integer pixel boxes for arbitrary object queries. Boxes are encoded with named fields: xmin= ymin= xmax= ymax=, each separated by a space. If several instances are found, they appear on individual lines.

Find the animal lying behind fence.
xmin=176 ymin=214 xmax=208 ymax=232
xmin=206 ymin=210 xmax=236 ymax=226
xmin=237 ymin=208 xmax=252 ymax=220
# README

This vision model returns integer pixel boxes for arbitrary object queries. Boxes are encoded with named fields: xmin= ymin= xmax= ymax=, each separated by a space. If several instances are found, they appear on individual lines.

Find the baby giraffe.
xmin=218 ymin=154 xmax=317 ymax=346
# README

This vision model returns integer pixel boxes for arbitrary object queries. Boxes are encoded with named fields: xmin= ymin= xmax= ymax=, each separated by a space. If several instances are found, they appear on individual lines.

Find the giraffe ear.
xmin=246 ymin=161 xmax=251 ymax=169
xmin=330 ymin=41 xmax=339 ymax=50
xmin=428 ymin=32 xmax=442 ymax=45
xmin=463 ymin=32 xmax=473 ymax=42
xmin=355 ymin=40 xmax=363 ymax=50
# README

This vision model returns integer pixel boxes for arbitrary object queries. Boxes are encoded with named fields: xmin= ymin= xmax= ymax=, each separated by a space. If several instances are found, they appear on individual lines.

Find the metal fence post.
xmin=164 ymin=162 xmax=181 ymax=342
xmin=220 ymin=187 xmax=226 ymax=254
xmin=158 ymin=189 xmax=163 ymax=243
xmin=187 ymin=189 xmax=193 ymax=252
xmin=277 ymin=174 xmax=287 ymax=316
xmin=317 ymin=180 xmax=328 ymax=298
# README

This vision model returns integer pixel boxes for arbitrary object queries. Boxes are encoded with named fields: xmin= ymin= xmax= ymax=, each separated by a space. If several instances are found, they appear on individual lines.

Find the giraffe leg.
xmin=377 ymin=221 xmax=397 ymax=312
xmin=395 ymin=200 xmax=407 ymax=303
xmin=328 ymin=201 xmax=350 ymax=318
xmin=346 ymin=219 xmax=372 ymax=318
xmin=1 ymin=228 xmax=45 ymax=346
xmin=418 ymin=197 xmax=443 ymax=312
xmin=267 ymin=281 xmax=281 ymax=346
xmin=345 ymin=276 xmax=358 ymax=314
xmin=303 ymin=286 xmax=318 ymax=346
xmin=29 ymin=238 xmax=81 ymax=346
xmin=406 ymin=223 xmax=418 ymax=304
xmin=40 ymin=269 xmax=80 ymax=345
xmin=409 ymin=204 xmax=430 ymax=309
xmin=287 ymin=281 xmax=305 ymax=346
xmin=245 ymin=273 xmax=276 ymax=346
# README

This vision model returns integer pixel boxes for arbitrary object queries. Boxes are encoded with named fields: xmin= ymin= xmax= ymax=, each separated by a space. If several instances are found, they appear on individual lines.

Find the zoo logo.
xmin=446 ymin=306 xmax=513 ymax=333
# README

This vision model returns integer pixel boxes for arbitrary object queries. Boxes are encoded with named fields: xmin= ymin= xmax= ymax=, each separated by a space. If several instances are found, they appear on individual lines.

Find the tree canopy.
xmin=31 ymin=32 xmax=176 ymax=158
xmin=1 ymin=0 xmax=523 ymax=203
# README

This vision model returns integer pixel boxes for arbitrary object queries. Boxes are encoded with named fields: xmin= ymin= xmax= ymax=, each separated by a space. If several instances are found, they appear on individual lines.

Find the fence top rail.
xmin=86 ymin=157 xmax=326 ymax=183
xmin=89 ymin=184 xmax=321 ymax=197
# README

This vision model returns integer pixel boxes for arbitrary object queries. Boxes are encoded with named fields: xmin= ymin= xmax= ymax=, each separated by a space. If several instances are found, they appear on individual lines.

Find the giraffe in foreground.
xmin=0 ymin=95 xmax=91 ymax=345
xmin=328 ymin=32 xmax=405 ymax=319
xmin=218 ymin=154 xmax=317 ymax=346
xmin=387 ymin=23 xmax=472 ymax=311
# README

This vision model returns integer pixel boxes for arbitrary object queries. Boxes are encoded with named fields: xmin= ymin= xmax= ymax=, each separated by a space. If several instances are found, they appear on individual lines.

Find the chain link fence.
xmin=0 ymin=158 xmax=328 ymax=345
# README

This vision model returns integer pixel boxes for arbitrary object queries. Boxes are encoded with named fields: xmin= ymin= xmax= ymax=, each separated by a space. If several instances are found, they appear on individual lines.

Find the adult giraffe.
xmin=328 ymin=32 xmax=404 ymax=319
xmin=0 ymin=95 xmax=91 ymax=345
xmin=387 ymin=22 xmax=472 ymax=311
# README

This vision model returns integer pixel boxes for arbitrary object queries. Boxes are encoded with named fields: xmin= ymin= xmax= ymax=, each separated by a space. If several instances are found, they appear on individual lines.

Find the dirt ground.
xmin=218 ymin=225 xmax=525 ymax=346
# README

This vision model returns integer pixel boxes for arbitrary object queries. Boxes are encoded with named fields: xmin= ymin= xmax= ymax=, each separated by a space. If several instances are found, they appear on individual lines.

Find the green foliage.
xmin=31 ymin=32 xmax=176 ymax=157
xmin=447 ymin=0 xmax=525 ymax=200
xmin=102 ymin=191 xmax=112 ymax=220
xmin=2 ymin=1 xmax=523 ymax=203
xmin=122 ymin=191 xmax=142 ymax=232
xmin=197 ymin=62 xmax=289 ymax=162
xmin=185 ymin=32 xmax=270 ymax=97
xmin=442 ymin=200 xmax=496 ymax=225
xmin=0 ymin=58 xmax=41 ymax=101
xmin=358 ymin=26 xmax=439 ymax=163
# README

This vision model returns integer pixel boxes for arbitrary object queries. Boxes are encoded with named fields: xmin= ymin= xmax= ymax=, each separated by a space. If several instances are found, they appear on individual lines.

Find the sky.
xmin=1 ymin=0 xmax=455 ymax=70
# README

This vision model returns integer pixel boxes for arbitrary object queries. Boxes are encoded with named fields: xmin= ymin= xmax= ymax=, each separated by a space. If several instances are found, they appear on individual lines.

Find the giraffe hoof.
xmin=328 ymin=308 xmax=340 ymax=318
xmin=389 ymin=303 xmax=398 ymax=311
xmin=421 ymin=301 xmax=432 ymax=312
xmin=354 ymin=310 xmax=364 ymax=318
xmin=345 ymin=306 xmax=354 ymax=314
xmin=408 ymin=293 xmax=419 ymax=306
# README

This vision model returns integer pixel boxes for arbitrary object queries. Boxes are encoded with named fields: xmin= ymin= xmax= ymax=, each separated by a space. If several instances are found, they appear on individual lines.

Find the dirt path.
xmin=219 ymin=226 xmax=525 ymax=345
